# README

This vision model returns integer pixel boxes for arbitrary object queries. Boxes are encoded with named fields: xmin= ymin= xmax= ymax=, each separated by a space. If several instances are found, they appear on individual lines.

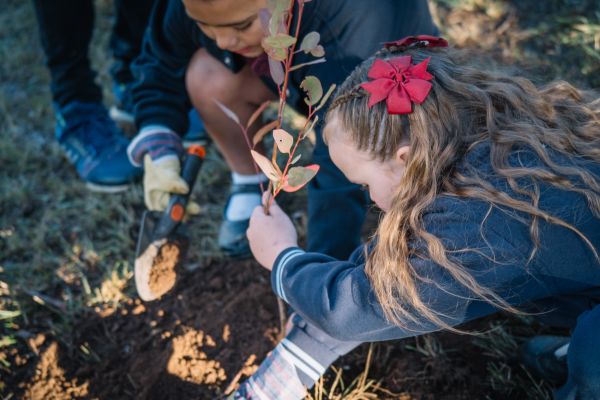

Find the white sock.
xmin=225 ymin=172 xmax=267 ymax=221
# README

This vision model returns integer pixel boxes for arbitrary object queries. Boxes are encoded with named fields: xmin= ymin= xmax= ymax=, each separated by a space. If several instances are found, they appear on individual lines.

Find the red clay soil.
xmin=148 ymin=241 xmax=183 ymax=299
xmin=4 ymin=257 xmax=551 ymax=399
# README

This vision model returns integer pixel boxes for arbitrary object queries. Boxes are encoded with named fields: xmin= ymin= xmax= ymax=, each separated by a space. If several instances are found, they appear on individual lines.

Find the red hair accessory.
xmin=384 ymin=35 xmax=448 ymax=49
xmin=360 ymin=56 xmax=433 ymax=115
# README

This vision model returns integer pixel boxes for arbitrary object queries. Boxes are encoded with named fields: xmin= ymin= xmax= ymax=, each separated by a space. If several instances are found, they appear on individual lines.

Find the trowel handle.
xmin=154 ymin=145 xmax=206 ymax=238
xmin=179 ymin=145 xmax=206 ymax=195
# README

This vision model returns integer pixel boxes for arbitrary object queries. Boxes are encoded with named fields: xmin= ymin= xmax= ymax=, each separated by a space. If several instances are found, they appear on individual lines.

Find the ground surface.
xmin=1 ymin=0 xmax=599 ymax=399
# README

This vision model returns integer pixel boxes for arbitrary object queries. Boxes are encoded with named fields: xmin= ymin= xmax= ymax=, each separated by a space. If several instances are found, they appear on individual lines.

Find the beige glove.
xmin=143 ymin=154 xmax=201 ymax=214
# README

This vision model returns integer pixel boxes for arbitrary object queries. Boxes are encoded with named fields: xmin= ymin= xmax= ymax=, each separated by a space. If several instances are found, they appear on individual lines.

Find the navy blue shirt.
xmin=271 ymin=142 xmax=600 ymax=341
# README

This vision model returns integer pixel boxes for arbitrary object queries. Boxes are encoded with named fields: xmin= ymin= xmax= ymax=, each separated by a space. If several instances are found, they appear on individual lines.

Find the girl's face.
xmin=182 ymin=0 xmax=267 ymax=57
xmin=325 ymin=115 xmax=409 ymax=212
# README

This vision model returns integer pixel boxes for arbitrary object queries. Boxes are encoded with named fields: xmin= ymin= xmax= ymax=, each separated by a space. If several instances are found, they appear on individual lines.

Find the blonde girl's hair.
xmin=326 ymin=45 xmax=600 ymax=332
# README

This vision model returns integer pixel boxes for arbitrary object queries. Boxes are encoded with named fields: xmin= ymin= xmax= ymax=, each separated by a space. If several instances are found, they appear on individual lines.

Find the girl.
xmin=126 ymin=0 xmax=437 ymax=269
xmin=238 ymin=37 xmax=600 ymax=399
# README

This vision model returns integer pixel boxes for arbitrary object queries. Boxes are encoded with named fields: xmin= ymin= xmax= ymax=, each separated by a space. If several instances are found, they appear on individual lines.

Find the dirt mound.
xmin=166 ymin=329 xmax=226 ymax=385
xmin=24 ymin=342 xmax=89 ymax=399
xmin=8 ymin=259 xmax=278 ymax=399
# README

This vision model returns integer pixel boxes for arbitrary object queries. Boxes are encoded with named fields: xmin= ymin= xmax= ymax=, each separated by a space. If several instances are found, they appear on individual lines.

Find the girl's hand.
xmin=247 ymin=193 xmax=298 ymax=271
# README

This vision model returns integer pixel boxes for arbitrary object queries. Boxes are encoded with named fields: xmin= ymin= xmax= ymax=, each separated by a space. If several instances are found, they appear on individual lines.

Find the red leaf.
xmin=282 ymin=164 xmax=319 ymax=192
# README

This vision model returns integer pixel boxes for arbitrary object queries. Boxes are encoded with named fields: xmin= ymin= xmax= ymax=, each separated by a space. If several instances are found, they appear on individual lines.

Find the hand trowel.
xmin=134 ymin=145 xmax=206 ymax=301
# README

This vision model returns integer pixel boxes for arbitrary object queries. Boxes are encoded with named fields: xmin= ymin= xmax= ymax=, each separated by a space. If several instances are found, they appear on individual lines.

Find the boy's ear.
xmin=395 ymin=145 xmax=410 ymax=166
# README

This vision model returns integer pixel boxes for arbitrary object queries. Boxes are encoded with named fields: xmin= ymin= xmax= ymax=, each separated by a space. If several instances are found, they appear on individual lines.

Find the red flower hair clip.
xmin=360 ymin=56 xmax=434 ymax=115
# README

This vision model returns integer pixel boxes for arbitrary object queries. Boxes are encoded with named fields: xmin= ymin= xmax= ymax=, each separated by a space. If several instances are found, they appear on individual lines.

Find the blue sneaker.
xmin=109 ymin=82 xmax=135 ymax=125
xmin=55 ymin=101 xmax=142 ymax=192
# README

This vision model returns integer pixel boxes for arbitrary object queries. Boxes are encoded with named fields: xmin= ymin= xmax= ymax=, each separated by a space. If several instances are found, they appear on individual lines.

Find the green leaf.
xmin=268 ymin=0 xmax=288 ymax=35
xmin=289 ymin=58 xmax=327 ymax=72
xmin=264 ymin=34 xmax=297 ymax=49
xmin=314 ymin=83 xmax=337 ymax=112
xmin=291 ymin=154 xmax=302 ymax=165
xmin=263 ymin=40 xmax=288 ymax=61
xmin=273 ymin=128 xmax=294 ymax=154
xmin=283 ymin=165 xmax=320 ymax=192
xmin=0 ymin=309 xmax=20 ymax=320
xmin=300 ymin=31 xmax=320 ymax=53
xmin=303 ymin=115 xmax=319 ymax=139
xmin=300 ymin=76 xmax=323 ymax=106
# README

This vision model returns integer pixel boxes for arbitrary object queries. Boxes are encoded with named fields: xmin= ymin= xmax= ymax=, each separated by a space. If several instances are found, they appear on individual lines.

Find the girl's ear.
xmin=395 ymin=145 xmax=410 ymax=166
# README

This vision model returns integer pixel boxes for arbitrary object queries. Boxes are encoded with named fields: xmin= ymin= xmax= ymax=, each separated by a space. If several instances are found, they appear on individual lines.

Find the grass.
xmin=1 ymin=0 xmax=598 ymax=398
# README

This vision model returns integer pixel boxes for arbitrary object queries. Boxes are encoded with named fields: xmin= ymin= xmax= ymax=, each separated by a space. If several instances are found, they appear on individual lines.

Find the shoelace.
xmin=62 ymin=103 xmax=123 ymax=153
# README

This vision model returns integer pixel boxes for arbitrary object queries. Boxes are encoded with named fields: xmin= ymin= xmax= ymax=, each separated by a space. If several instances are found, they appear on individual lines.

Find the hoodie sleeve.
xmin=130 ymin=0 xmax=200 ymax=135
xmin=269 ymin=197 xmax=557 ymax=342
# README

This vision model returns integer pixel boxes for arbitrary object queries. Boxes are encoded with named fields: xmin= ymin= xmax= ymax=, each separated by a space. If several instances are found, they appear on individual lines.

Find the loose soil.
xmin=4 ymin=256 xmax=559 ymax=399
xmin=10 ymin=259 xmax=280 ymax=399
xmin=148 ymin=241 xmax=183 ymax=299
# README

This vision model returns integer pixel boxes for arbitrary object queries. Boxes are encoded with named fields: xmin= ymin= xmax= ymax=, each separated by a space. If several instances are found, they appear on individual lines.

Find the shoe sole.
xmin=85 ymin=182 xmax=131 ymax=193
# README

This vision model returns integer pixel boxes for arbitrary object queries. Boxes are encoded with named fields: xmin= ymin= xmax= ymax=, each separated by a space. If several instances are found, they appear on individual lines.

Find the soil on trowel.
xmin=149 ymin=241 xmax=184 ymax=299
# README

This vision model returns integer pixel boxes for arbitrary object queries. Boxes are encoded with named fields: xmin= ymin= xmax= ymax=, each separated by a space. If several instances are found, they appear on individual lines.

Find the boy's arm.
xmin=130 ymin=0 xmax=199 ymax=137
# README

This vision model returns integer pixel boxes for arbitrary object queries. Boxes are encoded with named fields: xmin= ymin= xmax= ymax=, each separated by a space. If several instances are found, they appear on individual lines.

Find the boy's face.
xmin=183 ymin=0 xmax=268 ymax=57
xmin=325 ymin=115 xmax=408 ymax=212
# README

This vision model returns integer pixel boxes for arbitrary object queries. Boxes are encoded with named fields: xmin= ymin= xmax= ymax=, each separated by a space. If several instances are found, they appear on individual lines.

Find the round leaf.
xmin=272 ymin=129 xmax=293 ymax=154
xmin=283 ymin=164 xmax=320 ymax=192
xmin=300 ymin=31 xmax=320 ymax=53
xmin=264 ymin=34 xmax=297 ymax=49
xmin=300 ymin=76 xmax=323 ymax=106
xmin=310 ymin=45 xmax=325 ymax=58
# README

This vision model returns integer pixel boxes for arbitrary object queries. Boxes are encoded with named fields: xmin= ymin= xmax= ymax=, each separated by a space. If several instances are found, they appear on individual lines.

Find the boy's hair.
xmin=327 ymin=45 xmax=600 ymax=332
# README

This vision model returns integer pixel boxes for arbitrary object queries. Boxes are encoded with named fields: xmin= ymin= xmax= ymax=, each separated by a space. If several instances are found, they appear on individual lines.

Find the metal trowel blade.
xmin=135 ymin=210 xmax=161 ymax=260
xmin=134 ymin=211 xmax=190 ymax=301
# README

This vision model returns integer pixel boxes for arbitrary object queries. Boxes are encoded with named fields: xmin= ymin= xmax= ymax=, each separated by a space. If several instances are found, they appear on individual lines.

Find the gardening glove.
xmin=128 ymin=126 xmax=201 ymax=214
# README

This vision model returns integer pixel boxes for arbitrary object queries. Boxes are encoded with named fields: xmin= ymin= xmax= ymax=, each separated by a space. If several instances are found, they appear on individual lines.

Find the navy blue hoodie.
xmin=270 ymin=142 xmax=600 ymax=341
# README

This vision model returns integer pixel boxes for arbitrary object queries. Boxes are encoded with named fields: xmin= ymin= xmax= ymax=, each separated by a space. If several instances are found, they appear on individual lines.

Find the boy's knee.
xmin=185 ymin=49 xmax=237 ymax=108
